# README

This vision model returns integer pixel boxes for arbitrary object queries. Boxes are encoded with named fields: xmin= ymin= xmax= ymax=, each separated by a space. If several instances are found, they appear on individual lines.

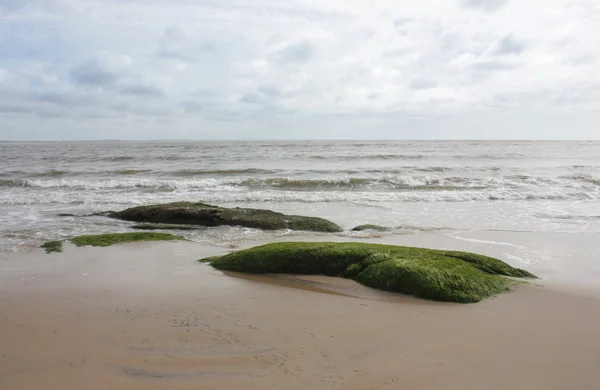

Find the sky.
xmin=0 ymin=0 xmax=599 ymax=140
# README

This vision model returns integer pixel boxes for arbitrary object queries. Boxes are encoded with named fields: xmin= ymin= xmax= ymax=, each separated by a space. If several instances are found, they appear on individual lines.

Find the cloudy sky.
xmin=0 ymin=0 xmax=599 ymax=140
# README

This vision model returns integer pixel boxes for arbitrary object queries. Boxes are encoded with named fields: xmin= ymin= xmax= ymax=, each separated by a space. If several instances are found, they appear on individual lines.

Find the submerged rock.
xmin=41 ymin=240 xmax=63 ymax=253
xmin=109 ymin=202 xmax=343 ymax=233
xmin=200 ymin=242 xmax=536 ymax=303
xmin=351 ymin=224 xmax=390 ymax=232
xmin=131 ymin=223 xmax=202 ymax=231
xmin=40 ymin=232 xmax=184 ymax=253
xmin=70 ymin=232 xmax=183 ymax=247
xmin=90 ymin=211 xmax=114 ymax=217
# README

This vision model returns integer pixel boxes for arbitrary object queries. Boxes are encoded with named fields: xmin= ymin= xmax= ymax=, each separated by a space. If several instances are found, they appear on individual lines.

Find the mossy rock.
xmin=199 ymin=255 xmax=223 ymax=263
xmin=201 ymin=242 xmax=536 ymax=303
xmin=352 ymin=224 xmax=390 ymax=232
xmin=41 ymin=240 xmax=63 ymax=253
xmin=70 ymin=232 xmax=183 ymax=247
xmin=109 ymin=202 xmax=342 ymax=233
xmin=131 ymin=223 xmax=202 ymax=231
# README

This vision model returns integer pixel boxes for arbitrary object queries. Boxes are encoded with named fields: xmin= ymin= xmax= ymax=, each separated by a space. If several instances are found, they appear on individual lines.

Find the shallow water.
xmin=1 ymin=140 xmax=599 ymax=254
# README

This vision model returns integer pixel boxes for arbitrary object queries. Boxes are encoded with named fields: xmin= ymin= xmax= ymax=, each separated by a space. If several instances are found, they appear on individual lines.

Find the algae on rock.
xmin=41 ymin=240 xmax=63 ymax=253
xmin=70 ymin=232 xmax=183 ymax=247
xmin=351 ymin=224 xmax=390 ymax=232
xmin=201 ymin=242 xmax=536 ymax=303
xmin=109 ymin=202 xmax=343 ymax=233
xmin=131 ymin=223 xmax=202 ymax=231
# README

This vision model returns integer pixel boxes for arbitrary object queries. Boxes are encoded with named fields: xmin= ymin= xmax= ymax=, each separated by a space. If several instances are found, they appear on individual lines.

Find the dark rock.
xmin=109 ymin=202 xmax=343 ymax=233
xmin=131 ymin=223 xmax=203 ymax=231
xmin=351 ymin=224 xmax=390 ymax=232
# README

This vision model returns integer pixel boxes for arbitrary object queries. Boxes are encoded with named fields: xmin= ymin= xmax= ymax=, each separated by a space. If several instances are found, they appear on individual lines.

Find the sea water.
xmin=1 ymin=140 xmax=599 ymax=256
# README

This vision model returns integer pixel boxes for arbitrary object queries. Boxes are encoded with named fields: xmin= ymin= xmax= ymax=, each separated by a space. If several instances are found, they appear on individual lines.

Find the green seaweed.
xmin=199 ymin=256 xmax=222 ymax=263
xmin=41 ymin=240 xmax=63 ymax=254
xmin=351 ymin=224 xmax=390 ymax=232
xmin=131 ymin=223 xmax=202 ymax=231
xmin=70 ymin=232 xmax=183 ymax=247
xmin=109 ymin=202 xmax=343 ymax=233
xmin=202 ymin=242 xmax=536 ymax=303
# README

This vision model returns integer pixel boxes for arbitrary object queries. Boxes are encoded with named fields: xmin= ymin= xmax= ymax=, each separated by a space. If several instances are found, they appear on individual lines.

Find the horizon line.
xmin=2 ymin=138 xmax=599 ymax=142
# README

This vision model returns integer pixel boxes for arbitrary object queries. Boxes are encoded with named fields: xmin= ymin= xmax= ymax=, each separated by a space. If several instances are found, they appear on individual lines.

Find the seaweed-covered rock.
xmin=41 ymin=240 xmax=63 ymax=253
xmin=40 ymin=232 xmax=184 ymax=253
xmin=351 ymin=224 xmax=390 ymax=232
xmin=131 ymin=223 xmax=202 ymax=231
xmin=201 ymin=242 xmax=536 ymax=303
xmin=109 ymin=202 xmax=343 ymax=233
xmin=70 ymin=232 xmax=183 ymax=247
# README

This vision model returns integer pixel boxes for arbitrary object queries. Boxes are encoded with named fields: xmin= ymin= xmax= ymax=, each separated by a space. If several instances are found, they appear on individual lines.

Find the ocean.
xmin=1 ymin=140 xmax=600 ymax=255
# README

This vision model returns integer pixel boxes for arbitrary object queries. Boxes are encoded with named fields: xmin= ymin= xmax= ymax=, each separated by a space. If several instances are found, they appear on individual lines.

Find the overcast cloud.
xmin=0 ymin=0 xmax=599 ymax=140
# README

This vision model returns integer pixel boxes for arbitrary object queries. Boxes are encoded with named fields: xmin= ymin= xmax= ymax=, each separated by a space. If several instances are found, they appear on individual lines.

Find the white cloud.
xmin=119 ymin=83 xmax=164 ymax=97
xmin=462 ymin=0 xmax=508 ymax=12
xmin=0 ymin=68 xmax=10 ymax=82
xmin=157 ymin=26 xmax=204 ymax=61
xmin=271 ymin=41 xmax=315 ymax=64
xmin=409 ymin=78 xmax=438 ymax=90
xmin=493 ymin=34 xmax=525 ymax=55
xmin=0 ymin=0 xmax=599 ymax=140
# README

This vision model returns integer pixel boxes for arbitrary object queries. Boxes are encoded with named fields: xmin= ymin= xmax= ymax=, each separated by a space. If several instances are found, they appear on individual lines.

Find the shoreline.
xmin=4 ymin=227 xmax=600 ymax=297
xmin=2 ymin=239 xmax=600 ymax=389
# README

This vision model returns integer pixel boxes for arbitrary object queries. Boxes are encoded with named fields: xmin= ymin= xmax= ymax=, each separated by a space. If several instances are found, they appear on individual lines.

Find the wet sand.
xmin=2 ymin=240 xmax=600 ymax=390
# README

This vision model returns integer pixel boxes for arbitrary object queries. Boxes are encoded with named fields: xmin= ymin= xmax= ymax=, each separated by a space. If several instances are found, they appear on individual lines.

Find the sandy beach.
xmin=2 ymin=236 xmax=600 ymax=390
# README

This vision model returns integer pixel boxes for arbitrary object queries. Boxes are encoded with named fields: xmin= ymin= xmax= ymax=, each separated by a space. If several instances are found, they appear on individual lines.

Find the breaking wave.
xmin=1 ymin=187 xmax=598 ymax=206
xmin=2 ymin=174 xmax=597 ymax=192
xmin=170 ymin=168 xmax=279 ymax=177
